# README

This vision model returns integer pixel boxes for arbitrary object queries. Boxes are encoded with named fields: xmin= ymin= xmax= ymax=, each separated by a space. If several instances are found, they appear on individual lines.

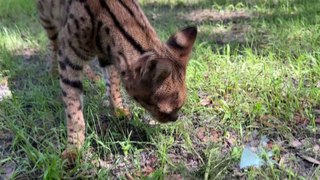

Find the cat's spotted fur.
xmin=37 ymin=0 xmax=197 ymax=160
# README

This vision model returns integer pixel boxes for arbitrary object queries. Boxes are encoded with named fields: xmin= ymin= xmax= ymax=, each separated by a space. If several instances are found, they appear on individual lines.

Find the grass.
xmin=1 ymin=0 xmax=320 ymax=179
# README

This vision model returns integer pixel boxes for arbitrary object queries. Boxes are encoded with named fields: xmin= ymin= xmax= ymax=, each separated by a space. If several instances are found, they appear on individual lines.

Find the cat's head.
xmin=124 ymin=26 xmax=197 ymax=123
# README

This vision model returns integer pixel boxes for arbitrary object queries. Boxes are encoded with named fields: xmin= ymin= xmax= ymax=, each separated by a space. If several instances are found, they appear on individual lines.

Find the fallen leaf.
xmin=196 ymin=127 xmax=206 ymax=141
xmin=118 ymin=163 xmax=126 ymax=168
xmin=142 ymin=166 xmax=154 ymax=176
xmin=146 ymin=155 xmax=157 ymax=166
xmin=125 ymin=173 xmax=134 ymax=180
xmin=290 ymin=140 xmax=302 ymax=148
xmin=298 ymin=154 xmax=320 ymax=165
xmin=209 ymin=130 xmax=220 ymax=143
xmin=200 ymin=96 xmax=212 ymax=106
xmin=224 ymin=131 xmax=238 ymax=149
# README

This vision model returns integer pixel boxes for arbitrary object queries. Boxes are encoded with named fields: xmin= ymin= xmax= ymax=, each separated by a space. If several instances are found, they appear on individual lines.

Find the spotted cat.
xmin=37 ymin=0 xmax=197 ymax=160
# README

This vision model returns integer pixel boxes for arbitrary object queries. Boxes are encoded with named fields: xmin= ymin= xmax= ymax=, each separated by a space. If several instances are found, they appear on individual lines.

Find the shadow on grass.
xmin=3 ymin=48 xmax=155 ymax=141
xmin=0 ymin=47 xmax=158 ymax=178
xmin=142 ymin=0 xmax=320 ymax=56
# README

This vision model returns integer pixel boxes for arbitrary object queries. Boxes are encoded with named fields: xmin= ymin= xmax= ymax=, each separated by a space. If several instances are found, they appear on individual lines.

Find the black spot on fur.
xmin=80 ymin=16 xmax=86 ymax=22
xmin=59 ymin=61 xmax=66 ymax=70
xmin=62 ymin=90 xmax=67 ymax=97
xmin=61 ymin=78 xmax=83 ymax=91
xmin=64 ymin=57 xmax=83 ymax=71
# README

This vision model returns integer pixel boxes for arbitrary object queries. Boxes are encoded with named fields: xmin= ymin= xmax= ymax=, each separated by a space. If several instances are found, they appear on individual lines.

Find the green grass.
xmin=1 ymin=0 xmax=320 ymax=179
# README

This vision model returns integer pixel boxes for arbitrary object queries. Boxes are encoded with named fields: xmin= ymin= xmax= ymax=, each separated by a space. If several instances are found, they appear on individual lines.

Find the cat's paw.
xmin=61 ymin=149 xmax=78 ymax=164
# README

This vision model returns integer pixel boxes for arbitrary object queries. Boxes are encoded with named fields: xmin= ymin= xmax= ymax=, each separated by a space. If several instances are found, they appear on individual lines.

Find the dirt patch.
xmin=212 ymin=24 xmax=253 ymax=44
xmin=182 ymin=9 xmax=271 ymax=47
xmin=183 ymin=9 xmax=253 ymax=23
xmin=90 ymin=114 xmax=205 ymax=178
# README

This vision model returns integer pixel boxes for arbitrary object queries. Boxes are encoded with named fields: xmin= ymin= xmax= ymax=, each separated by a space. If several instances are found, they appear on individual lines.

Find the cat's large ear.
xmin=167 ymin=26 xmax=197 ymax=66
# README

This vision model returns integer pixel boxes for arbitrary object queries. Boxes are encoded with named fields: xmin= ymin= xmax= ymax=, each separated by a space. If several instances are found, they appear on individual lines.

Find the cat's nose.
xmin=168 ymin=112 xmax=178 ymax=122
xmin=157 ymin=111 xmax=179 ymax=123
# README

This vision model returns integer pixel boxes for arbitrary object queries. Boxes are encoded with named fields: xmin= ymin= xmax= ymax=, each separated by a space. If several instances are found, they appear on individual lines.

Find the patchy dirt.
xmin=283 ymin=137 xmax=320 ymax=177
xmin=90 ymin=114 xmax=205 ymax=178
xmin=181 ymin=8 xmax=272 ymax=48
xmin=212 ymin=24 xmax=253 ymax=45
xmin=183 ymin=9 xmax=253 ymax=23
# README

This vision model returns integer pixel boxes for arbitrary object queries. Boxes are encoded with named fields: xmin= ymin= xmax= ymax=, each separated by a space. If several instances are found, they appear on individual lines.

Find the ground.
xmin=0 ymin=0 xmax=320 ymax=179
